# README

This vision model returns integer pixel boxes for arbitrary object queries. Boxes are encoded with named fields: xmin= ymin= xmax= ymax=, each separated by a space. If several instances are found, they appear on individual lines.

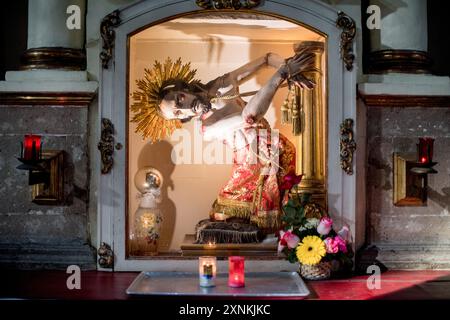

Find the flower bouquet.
xmin=278 ymin=174 xmax=353 ymax=280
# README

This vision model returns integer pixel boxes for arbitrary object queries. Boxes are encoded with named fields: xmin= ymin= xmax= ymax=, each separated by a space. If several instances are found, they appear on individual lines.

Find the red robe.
xmin=211 ymin=119 xmax=296 ymax=234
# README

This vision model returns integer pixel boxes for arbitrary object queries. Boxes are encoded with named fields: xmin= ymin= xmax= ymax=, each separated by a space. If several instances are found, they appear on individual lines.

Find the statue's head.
xmin=130 ymin=57 xmax=203 ymax=142
xmin=158 ymin=80 xmax=210 ymax=122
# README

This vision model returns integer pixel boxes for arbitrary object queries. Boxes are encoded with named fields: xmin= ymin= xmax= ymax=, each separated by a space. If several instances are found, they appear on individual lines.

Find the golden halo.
xmin=130 ymin=57 xmax=198 ymax=142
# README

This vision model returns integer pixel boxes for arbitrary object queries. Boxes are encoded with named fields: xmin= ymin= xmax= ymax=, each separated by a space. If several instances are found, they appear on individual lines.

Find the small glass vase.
xmin=130 ymin=207 xmax=163 ymax=256
xmin=299 ymin=261 xmax=331 ymax=280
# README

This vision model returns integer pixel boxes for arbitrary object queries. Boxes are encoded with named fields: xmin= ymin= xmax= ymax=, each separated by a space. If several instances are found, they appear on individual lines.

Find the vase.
xmin=130 ymin=206 xmax=163 ymax=256
xmin=299 ymin=261 xmax=331 ymax=280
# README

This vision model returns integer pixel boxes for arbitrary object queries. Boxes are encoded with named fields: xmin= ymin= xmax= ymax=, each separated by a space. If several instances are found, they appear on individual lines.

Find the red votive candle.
xmin=23 ymin=135 xmax=41 ymax=161
xmin=417 ymin=137 xmax=434 ymax=164
xmin=228 ymin=256 xmax=245 ymax=287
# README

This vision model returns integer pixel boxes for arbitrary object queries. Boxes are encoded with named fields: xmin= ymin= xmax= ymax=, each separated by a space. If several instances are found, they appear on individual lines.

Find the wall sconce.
xmin=393 ymin=138 xmax=437 ymax=206
xmin=16 ymin=135 xmax=64 ymax=205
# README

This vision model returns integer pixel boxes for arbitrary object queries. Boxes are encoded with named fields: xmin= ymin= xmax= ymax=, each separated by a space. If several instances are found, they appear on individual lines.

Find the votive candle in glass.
xmin=228 ymin=256 xmax=245 ymax=287
xmin=23 ymin=134 xmax=41 ymax=161
xmin=417 ymin=137 xmax=434 ymax=164
xmin=199 ymin=256 xmax=216 ymax=287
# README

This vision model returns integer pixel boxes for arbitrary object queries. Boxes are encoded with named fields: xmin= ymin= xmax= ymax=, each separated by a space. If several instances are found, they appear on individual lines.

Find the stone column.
xmin=22 ymin=0 xmax=86 ymax=70
xmin=293 ymin=41 xmax=327 ymax=207
xmin=367 ymin=0 xmax=431 ymax=74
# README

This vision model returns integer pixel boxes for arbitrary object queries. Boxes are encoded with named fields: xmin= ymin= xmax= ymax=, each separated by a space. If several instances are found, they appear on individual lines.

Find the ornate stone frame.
xmin=98 ymin=0 xmax=359 ymax=271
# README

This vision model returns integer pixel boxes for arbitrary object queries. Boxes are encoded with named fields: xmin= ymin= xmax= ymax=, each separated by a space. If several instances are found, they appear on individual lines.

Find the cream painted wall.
xmin=128 ymin=17 xmax=325 ymax=252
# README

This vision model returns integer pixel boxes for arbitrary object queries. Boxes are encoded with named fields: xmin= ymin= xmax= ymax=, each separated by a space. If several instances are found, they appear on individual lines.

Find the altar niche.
xmin=126 ymin=12 xmax=327 ymax=258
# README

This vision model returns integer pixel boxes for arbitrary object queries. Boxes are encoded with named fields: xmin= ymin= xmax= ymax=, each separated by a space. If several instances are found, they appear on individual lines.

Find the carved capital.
xmin=196 ymin=0 xmax=261 ymax=10
xmin=336 ymin=11 xmax=356 ymax=71
xmin=340 ymin=118 xmax=356 ymax=175
xmin=100 ymin=10 xmax=121 ymax=69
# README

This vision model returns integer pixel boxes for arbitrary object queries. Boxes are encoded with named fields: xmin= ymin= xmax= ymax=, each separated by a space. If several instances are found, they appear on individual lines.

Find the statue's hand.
xmin=282 ymin=49 xmax=317 ymax=89
xmin=242 ymin=110 xmax=255 ymax=126
xmin=267 ymin=52 xmax=284 ymax=68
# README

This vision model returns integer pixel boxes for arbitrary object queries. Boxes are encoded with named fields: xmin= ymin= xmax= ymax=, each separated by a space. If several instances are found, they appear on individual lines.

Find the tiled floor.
xmin=1 ymin=270 xmax=449 ymax=300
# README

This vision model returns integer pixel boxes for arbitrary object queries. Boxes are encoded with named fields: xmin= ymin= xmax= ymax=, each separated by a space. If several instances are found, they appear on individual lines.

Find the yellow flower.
xmin=296 ymin=235 xmax=326 ymax=265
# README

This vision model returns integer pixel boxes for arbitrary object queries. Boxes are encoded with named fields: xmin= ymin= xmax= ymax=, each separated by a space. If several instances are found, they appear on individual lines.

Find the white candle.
xmin=199 ymin=256 xmax=217 ymax=287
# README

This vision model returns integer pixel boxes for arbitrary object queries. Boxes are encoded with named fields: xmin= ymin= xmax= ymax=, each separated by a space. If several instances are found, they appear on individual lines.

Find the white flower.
xmin=317 ymin=217 xmax=333 ymax=236
xmin=299 ymin=218 xmax=320 ymax=231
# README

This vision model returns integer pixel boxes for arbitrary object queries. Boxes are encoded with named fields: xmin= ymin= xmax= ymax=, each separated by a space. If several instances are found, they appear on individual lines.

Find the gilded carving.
xmin=100 ymin=10 xmax=121 ymax=69
xmin=98 ymin=118 xmax=115 ymax=174
xmin=340 ymin=118 xmax=356 ymax=175
xmin=336 ymin=11 xmax=356 ymax=71
xmin=98 ymin=242 xmax=114 ymax=268
xmin=196 ymin=0 xmax=261 ymax=10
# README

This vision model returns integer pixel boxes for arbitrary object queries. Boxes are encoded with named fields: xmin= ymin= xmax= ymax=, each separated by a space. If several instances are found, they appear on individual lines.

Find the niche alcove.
xmin=98 ymin=0 xmax=360 ymax=271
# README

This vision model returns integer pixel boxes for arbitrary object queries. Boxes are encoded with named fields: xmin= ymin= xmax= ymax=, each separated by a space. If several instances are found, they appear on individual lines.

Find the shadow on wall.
xmin=355 ymin=245 xmax=388 ymax=275
xmin=428 ymin=187 xmax=450 ymax=211
xmin=137 ymin=140 xmax=176 ymax=251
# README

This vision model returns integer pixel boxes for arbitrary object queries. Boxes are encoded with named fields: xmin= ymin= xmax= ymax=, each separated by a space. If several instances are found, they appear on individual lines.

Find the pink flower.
xmin=317 ymin=217 xmax=333 ymax=235
xmin=278 ymin=230 xmax=300 ymax=252
xmin=334 ymin=236 xmax=348 ymax=253
xmin=324 ymin=237 xmax=339 ymax=254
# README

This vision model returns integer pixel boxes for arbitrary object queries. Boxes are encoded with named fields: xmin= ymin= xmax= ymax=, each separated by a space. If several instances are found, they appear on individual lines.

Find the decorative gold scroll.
xmin=98 ymin=118 xmax=116 ymax=174
xmin=336 ymin=11 xmax=356 ymax=71
xmin=100 ymin=10 xmax=121 ymax=69
xmin=340 ymin=118 xmax=356 ymax=175
xmin=196 ymin=0 xmax=261 ymax=10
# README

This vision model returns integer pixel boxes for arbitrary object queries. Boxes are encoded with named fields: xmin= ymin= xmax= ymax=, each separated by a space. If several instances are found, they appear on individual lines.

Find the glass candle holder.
xmin=199 ymin=256 xmax=217 ymax=287
xmin=228 ymin=256 xmax=245 ymax=287
xmin=417 ymin=138 xmax=434 ymax=164
xmin=23 ymin=134 xmax=41 ymax=161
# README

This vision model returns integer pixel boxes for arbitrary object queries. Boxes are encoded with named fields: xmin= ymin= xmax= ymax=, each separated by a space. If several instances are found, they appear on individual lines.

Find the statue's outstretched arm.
xmin=242 ymin=49 xmax=316 ymax=125
xmin=206 ymin=53 xmax=284 ymax=91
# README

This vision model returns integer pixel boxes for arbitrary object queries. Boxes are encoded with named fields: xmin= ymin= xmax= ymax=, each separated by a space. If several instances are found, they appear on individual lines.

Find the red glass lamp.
xmin=228 ymin=256 xmax=245 ymax=288
xmin=411 ymin=137 xmax=437 ymax=175
xmin=417 ymin=138 xmax=434 ymax=164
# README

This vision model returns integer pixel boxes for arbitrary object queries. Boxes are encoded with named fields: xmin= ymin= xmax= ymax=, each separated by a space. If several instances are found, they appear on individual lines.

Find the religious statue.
xmin=131 ymin=48 xmax=316 ymax=243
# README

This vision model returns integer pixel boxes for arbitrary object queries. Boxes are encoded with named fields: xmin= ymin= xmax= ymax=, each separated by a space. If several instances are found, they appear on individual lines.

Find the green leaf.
xmin=286 ymin=199 xmax=298 ymax=208
xmin=283 ymin=205 xmax=297 ymax=217
xmin=300 ymin=193 xmax=312 ymax=205
xmin=287 ymin=249 xmax=298 ymax=263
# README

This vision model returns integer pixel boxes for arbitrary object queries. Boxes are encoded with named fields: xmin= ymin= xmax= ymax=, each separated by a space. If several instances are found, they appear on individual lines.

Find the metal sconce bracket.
xmin=393 ymin=152 xmax=437 ymax=206
xmin=31 ymin=150 xmax=64 ymax=205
